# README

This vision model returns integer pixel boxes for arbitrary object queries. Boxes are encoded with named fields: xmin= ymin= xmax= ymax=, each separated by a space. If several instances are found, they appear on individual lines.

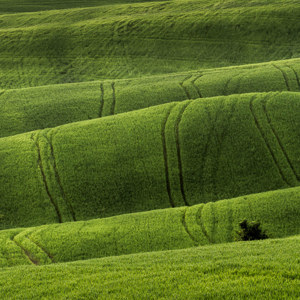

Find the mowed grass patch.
xmin=0 ymin=235 xmax=299 ymax=299
xmin=0 ymin=92 xmax=300 ymax=229
xmin=1 ymin=58 xmax=300 ymax=138
xmin=0 ymin=185 xmax=299 ymax=267
xmin=0 ymin=0 xmax=299 ymax=88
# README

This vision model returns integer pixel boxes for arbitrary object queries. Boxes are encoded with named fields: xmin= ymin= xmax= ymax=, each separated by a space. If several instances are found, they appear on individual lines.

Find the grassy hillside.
xmin=1 ymin=235 xmax=299 ymax=299
xmin=0 ymin=91 xmax=299 ymax=229
xmin=1 ymin=58 xmax=300 ymax=138
xmin=0 ymin=0 xmax=299 ymax=88
xmin=1 ymin=186 xmax=299 ymax=268
xmin=0 ymin=0 xmax=165 ymax=13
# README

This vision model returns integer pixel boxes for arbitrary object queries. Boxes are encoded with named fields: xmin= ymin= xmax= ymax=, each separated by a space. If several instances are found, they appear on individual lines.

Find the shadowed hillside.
xmin=0 ymin=92 xmax=299 ymax=229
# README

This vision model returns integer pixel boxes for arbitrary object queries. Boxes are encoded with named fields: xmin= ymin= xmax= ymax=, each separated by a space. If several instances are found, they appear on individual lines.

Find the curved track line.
xmin=110 ymin=82 xmax=116 ymax=115
xmin=31 ymin=133 xmax=62 ymax=223
xmin=210 ymin=203 xmax=216 ymax=244
xmin=11 ymin=236 xmax=38 ymax=265
xmin=286 ymin=65 xmax=300 ymax=89
xmin=262 ymin=96 xmax=299 ymax=182
xmin=179 ymin=75 xmax=193 ymax=99
xmin=175 ymin=102 xmax=193 ymax=206
xmin=45 ymin=131 xmax=77 ymax=221
xmin=161 ymin=104 xmax=177 ymax=207
xmin=249 ymin=96 xmax=290 ymax=186
xmin=98 ymin=82 xmax=104 ymax=117
xmin=191 ymin=74 xmax=203 ymax=98
xmin=223 ymin=73 xmax=241 ymax=95
xmin=272 ymin=64 xmax=291 ymax=91
xmin=181 ymin=208 xmax=198 ymax=245
xmin=196 ymin=205 xmax=212 ymax=244
xmin=27 ymin=234 xmax=55 ymax=263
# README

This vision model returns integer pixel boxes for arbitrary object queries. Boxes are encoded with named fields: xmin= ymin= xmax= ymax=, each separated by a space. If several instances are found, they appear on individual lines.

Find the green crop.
xmin=0 ymin=58 xmax=299 ymax=138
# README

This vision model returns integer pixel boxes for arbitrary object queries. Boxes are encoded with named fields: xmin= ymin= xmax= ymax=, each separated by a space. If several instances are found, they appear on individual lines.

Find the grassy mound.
xmin=0 ymin=91 xmax=299 ymax=229
xmin=1 ymin=58 xmax=300 ymax=138
xmin=0 ymin=185 xmax=299 ymax=267
xmin=1 ymin=235 xmax=299 ymax=299
xmin=0 ymin=0 xmax=299 ymax=88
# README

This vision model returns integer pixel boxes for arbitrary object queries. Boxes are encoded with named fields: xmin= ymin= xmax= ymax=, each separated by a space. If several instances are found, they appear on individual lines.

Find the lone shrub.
xmin=235 ymin=219 xmax=268 ymax=241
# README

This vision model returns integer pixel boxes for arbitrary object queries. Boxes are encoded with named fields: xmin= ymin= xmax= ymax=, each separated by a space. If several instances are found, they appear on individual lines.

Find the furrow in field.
xmin=190 ymin=75 xmax=203 ymax=98
xmin=181 ymin=208 xmax=198 ymax=245
xmin=11 ymin=235 xmax=38 ymax=266
xmin=272 ymin=64 xmax=291 ymax=91
xmin=44 ymin=130 xmax=77 ymax=221
xmin=175 ymin=102 xmax=193 ymax=206
xmin=110 ymin=82 xmax=116 ymax=115
xmin=161 ymin=104 xmax=177 ymax=207
xmin=249 ymin=96 xmax=290 ymax=186
xmin=210 ymin=203 xmax=216 ymax=244
xmin=178 ymin=75 xmax=192 ymax=100
xmin=26 ymin=235 xmax=55 ymax=264
xmin=286 ymin=65 xmax=300 ymax=89
xmin=98 ymin=82 xmax=104 ymax=118
xmin=31 ymin=132 xmax=63 ymax=223
xmin=195 ymin=205 xmax=212 ymax=244
xmin=263 ymin=95 xmax=300 ymax=182
xmin=223 ymin=73 xmax=241 ymax=96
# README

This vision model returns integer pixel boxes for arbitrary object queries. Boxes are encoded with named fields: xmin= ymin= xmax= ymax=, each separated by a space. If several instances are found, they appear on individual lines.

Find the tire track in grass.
xmin=262 ymin=95 xmax=300 ymax=182
xmin=161 ymin=104 xmax=177 ymax=207
xmin=11 ymin=235 xmax=38 ymax=265
xmin=110 ymin=82 xmax=116 ymax=115
xmin=223 ymin=73 xmax=241 ymax=96
xmin=191 ymin=74 xmax=203 ymax=98
xmin=272 ymin=64 xmax=291 ymax=91
xmin=98 ymin=82 xmax=104 ymax=117
xmin=195 ymin=205 xmax=212 ymax=244
xmin=179 ymin=75 xmax=192 ymax=99
xmin=249 ymin=96 xmax=290 ymax=186
xmin=31 ymin=132 xmax=62 ymax=223
xmin=181 ymin=208 xmax=198 ymax=245
xmin=286 ymin=65 xmax=300 ymax=89
xmin=44 ymin=129 xmax=77 ymax=221
xmin=210 ymin=203 xmax=216 ymax=244
xmin=27 ymin=234 xmax=55 ymax=264
xmin=175 ymin=102 xmax=193 ymax=206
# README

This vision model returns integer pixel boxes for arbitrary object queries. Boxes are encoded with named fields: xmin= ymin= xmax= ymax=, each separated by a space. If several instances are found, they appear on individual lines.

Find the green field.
xmin=0 ymin=0 xmax=300 ymax=298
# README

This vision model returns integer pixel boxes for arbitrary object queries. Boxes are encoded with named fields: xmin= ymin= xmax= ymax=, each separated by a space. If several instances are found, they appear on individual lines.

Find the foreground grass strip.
xmin=0 ymin=235 xmax=299 ymax=299
xmin=0 ymin=186 xmax=299 ymax=267
xmin=0 ymin=92 xmax=299 ymax=229
xmin=1 ymin=58 xmax=300 ymax=138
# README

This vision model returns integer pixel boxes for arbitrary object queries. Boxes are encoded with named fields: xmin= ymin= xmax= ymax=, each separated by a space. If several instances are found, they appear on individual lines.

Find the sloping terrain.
xmin=0 ymin=0 xmax=299 ymax=88
xmin=1 ymin=92 xmax=300 ymax=229
xmin=0 ymin=0 xmax=300 ymax=298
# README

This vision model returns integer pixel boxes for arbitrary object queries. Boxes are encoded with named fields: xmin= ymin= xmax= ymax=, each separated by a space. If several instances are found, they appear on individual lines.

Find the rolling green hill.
xmin=1 ymin=235 xmax=299 ymax=299
xmin=1 ymin=91 xmax=299 ymax=229
xmin=0 ymin=0 xmax=300 ymax=298
xmin=1 ymin=58 xmax=299 ymax=138
xmin=0 ymin=0 xmax=299 ymax=88
xmin=1 ymin=186 xmax=299 ymax=267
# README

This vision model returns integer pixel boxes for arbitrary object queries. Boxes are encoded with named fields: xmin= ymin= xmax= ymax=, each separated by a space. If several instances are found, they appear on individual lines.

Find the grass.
xmin=0 ymin=235 xmax=299 ymax=299
xmin=0 ymin=185 xmax=299 ymax=268
xmin=0 ymin=58 xmax=300 ymax=138
xmin=0 ymin=0 xmax=299 ymax=88
xmin=0 ymin=91 xmax=299 ymax=229
xmin=0 ymin=0 xmax=299 ymax=297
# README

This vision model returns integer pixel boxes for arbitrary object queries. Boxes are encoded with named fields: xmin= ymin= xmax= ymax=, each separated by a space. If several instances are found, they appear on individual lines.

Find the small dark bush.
xmin=235 ymin=219 xmax=268 ymax=241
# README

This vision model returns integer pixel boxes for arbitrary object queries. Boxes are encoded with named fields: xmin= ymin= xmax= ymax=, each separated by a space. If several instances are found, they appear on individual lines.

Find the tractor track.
xmin=44 ymin=130 xmax=77 ymax=221
xmin=98 ymin=82 xmax=105 ymax=117
xmin=262 ymin=95 xmax=299 ymax=182
xmin=181 ymin=208 xmax=198 ymax=245
xmin=175 ymin=102 xmax=193 ymax=206
xmin=249 ymin=96 xmax=290 ymax=186
xmin=272 ymin=64 xmax=291 ymax=91
xmin=161 ymin=104 xmax=177 ymax=207
xmin=31 ymin=133 xmax=63 ymax=223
